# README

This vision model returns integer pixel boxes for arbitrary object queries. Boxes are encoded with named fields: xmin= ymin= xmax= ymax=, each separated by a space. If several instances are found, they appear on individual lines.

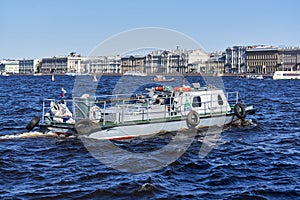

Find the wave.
xmin=0 ymin=131 xmax=56 ymax=140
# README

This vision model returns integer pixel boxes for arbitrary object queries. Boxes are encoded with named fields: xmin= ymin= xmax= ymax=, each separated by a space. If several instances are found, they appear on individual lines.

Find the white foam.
xmin=0 ymin=131 xmax=56 ymax=140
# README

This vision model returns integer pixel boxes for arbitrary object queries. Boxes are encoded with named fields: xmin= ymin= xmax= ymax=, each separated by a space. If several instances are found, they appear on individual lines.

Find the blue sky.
xmin=0 ymin=0 xmax=299 ymax=59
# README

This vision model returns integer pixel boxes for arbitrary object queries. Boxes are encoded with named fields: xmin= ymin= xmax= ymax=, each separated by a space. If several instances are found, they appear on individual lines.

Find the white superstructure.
xmin=273 ymin=71 xmax=300 ymax=80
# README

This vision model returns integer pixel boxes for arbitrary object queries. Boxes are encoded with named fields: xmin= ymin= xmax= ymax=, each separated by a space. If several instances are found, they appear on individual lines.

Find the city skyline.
xmin=1 ymin=0 xmax=300 ymax=59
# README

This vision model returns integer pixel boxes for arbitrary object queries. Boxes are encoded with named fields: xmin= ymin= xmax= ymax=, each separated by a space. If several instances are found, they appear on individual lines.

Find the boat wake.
xmin=0 ymin=131 xmax=56 ymax=140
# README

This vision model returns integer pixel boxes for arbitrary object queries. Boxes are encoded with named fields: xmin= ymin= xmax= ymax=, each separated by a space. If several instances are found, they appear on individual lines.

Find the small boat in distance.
xmin=0 ymin=72 xmax=9 ymax=77
xmin=153 ymin=75 xmax=175 ymax=82
xmin=65 ymin=72 xmax=81 ymax=76
xmin=273 ymin=70 xmax=300 ymax=80
xmin=93 ymin=75 xmax=98 ymax=82
xmin=33 ymin=73 xmax=43 ymax=76
xmin=246 ymin=74 xmax=264 ymax=80
xmin=123 ymin=71 xmax=147 ymax=76
xmin=26 ymin=83 xmax=256 ymax=140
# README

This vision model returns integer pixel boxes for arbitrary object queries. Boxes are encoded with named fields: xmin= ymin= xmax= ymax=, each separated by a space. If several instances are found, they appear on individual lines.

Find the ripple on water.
xmin=0 ymin=76 xmax=299 ymax=199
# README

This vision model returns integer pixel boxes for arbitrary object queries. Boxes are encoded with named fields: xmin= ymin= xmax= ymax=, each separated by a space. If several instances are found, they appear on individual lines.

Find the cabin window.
xmin=192 ymin=96 xmax=201 ymax=107
xmin=217 ymin=94 xmax=223 ymax=105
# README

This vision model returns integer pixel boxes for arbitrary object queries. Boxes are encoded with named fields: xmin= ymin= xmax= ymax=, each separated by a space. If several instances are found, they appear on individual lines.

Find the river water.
xmin=0 ymin=75 xmax=299 ymax=199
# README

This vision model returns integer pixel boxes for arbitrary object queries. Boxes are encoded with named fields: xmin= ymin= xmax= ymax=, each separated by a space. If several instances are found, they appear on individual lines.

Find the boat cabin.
xmin=56 ymin=84 xmax=237 ymax=126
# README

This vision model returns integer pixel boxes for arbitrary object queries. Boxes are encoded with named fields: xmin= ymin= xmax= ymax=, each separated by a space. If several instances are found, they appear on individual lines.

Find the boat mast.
xmin=182 ymin=75 xmax=186 ymax=86
xmin=296 ymin=48 xmax=298 ymax=71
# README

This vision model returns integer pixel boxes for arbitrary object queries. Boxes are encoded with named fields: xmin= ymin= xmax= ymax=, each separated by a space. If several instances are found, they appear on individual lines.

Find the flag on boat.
xmin=61 ymin=88 xmax=67 ymax=97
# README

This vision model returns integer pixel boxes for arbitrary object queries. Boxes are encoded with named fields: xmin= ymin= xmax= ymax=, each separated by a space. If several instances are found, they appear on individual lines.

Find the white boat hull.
xmin=86 ymin=114 xmax=237 ymax=140
xmin=273 ymin=71 xmax=300 ymax=80
xmin=40 ymin=124 xmax=75 ymax=136
xmin=40 ymin=114 xmax=240 ymax=140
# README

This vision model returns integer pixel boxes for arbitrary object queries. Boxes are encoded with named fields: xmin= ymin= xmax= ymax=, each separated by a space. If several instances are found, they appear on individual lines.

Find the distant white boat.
xmin=65 ymin=72 xmax=89 ymax=76
xmin=0 ymin=72 xmax=9 ymax=77
xmin=93 ymin=75 xmax=98 ymax=82
xmin=65 ymin=72 xmax=79 ymax=76
xmin=273 ymin=71 xmax=300 ymax=80
xmin=123 ymin=71 xmax=147 ymax=76
xmin=33 ymin=73 xmax=43 ymax=76
xmin=153 ymin=75 xmax=174 ymax=82
xmin=246 ymin=75 xmax=264 ymax=80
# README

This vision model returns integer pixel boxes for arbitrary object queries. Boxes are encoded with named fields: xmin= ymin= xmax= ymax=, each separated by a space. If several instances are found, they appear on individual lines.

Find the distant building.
xmin=19 ymin=59 xmax=40 ymax=74
xmin=187 ymin=49 xmax=209 ymax=73
xmin=41 ymin=53 xmax=121 ymax=74
xmin=67 ymin=52 xmax=82 ymax=73
xmin=122 ymin=55 xmax=146 ymax=74
xmin=81 ymin=56 xmax=121 ymax=74
xmin=225 ymin=46 xmax=247 ymax=74
xmin=145 ymin=49 xmax=188 ymax=74
xmin=246 ymin=46 xmax=279 ymax=74
xmin=205 ymin=52 xmax=225 ymax=75
xmin=41 ymin=57 xmax=68 ymax=74
xmin=1 ymin=60 xmax=19 ymax=74
xmin=41 ymin=52 xmax=81 ymax=74
xmin=278 ymin=47 xmax=300 ymax=71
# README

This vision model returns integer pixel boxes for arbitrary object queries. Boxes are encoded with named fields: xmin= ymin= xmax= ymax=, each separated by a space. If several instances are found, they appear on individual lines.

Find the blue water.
xmin=0 ymin=75 xmax=299 ymax=199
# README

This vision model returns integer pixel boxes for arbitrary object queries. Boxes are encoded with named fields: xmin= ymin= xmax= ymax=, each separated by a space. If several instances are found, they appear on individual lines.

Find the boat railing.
xmin=72 ymin=93 xmax=233 ymax=125
xmin=42 ymin=91 xmax=246 ymax=125
xmin=41 ymin=98 xmax=74 ymax=123
xmin=226 ymin=91 xmax=244 ymax=107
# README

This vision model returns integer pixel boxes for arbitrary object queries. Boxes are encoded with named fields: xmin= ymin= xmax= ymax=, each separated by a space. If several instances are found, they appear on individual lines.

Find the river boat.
xmin=123 ymin=71 xmax=147 ymax=76
xmin=246 ymin=74 xmax=264 ymax=80
xmin=273 ymin=70 xmax=300 ymax=80
xmin=65 ymin=72 xmax=81 ymax=76
xmin=33 ymin=73 xmax=43 ymax=76
xmin=0 ymin=72 xmax=9 ymax=77
xmin=92 ymin=75 xmax=98 ymax=82
xmin=26 ymin=83 xmax=256 ymax=140
xmin=153 ymin=75 xmax=175 ymax=82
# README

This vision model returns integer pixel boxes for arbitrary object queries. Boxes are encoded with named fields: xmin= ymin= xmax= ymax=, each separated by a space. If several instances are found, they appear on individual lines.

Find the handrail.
xmin=42 ymin=90 xmax=243 ymax=125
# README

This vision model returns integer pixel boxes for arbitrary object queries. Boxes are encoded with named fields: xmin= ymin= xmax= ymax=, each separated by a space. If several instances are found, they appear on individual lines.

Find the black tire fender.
xmin=75 ymin=119 xmax=93 ymax=135
xmin=187 ymin=110 xmax=200 ymax=127
xmin=234 ymin=103 xmax=246 ymax=119
xmin=26 ymin=116 xmax=40 ymax=131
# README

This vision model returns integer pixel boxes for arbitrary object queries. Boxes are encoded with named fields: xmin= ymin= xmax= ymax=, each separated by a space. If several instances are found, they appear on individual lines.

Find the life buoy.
xmin=89 ymin=106 xmax=102 ymax=123
xmin=186 ymin=110 xmax=200 ymax=127
xmin=234 ymin=103 xmax=246 ymax=119
xmin=174 ymin=87 xmax=192 ymax=92
xmin=154 ymin=86 xmax=163 ymax=91
xmin=75 ymin=119 xmax=93 ymax=135
xmin=26 ymin=116 xmax=40 ymax=131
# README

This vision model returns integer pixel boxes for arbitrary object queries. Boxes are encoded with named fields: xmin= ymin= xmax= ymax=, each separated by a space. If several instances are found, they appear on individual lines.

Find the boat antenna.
xmin=182 ymin=75 xmax=186 ymax=86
